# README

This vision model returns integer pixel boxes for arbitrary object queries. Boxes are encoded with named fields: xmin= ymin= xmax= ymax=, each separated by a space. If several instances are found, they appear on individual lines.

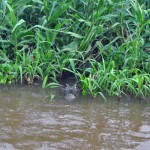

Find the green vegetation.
xmin=0 ymin=0 xmax=150 ymax=99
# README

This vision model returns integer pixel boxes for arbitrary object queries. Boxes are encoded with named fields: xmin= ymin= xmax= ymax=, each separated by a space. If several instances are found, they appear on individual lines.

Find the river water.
xmin=0 ymin=85 xmax=150 ymax=150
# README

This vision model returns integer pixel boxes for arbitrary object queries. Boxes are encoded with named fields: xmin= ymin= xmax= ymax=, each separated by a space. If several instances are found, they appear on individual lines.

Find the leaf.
xmin=17 ymin=29 xmax=34 ymax=39
xmin=12 ymin=19 xmax=25 ymax=33
xmin=78 ymin=19 xmax=91 ymax=26
xmin=50 ymin=92 xmax=55 ymax=100
xmin=18 ymin=65 xmax=23 ymax=84
xmin=32 ymin=0 xmax=44 ymax=5
xmin=82 ymin=89 xmax=87 ymax=96
xmin=0 ymin=39 xmax=10 ymax=43
xmin=46 ymin=82 xmax=60 ymax=88
xmin=5 ymin=2 xmax=17 ymax=25
xmin=64 ymin=31 xmax=83 ymax=39
xmin=48 ymin=1 xmax=73 ymax=23
xmin=62 ymin=42 xmax=78 ymax=52
xmin=0 ymin=26 xmax=10 ymax=32
xmin=42 ymin=75 xmax=48 ymax=88
xmin=32 ymin=25 xmax=83 ymax=39
xmin=0 ymin=50 xmax=11 ymax=62
xmin=69 ymin=59 xmax=77 ymax=77
xmin=100 ymin=14 xmax=118 ymax=20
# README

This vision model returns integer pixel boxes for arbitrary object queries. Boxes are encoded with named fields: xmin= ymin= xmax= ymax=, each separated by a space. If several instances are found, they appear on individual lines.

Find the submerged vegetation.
xmin=0 ymin=0 xmax=150 ymax=99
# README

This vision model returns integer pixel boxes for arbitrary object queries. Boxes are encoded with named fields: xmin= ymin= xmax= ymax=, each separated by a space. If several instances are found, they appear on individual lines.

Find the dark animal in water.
xmin=60 ymin=84 xmax=80 ymax=101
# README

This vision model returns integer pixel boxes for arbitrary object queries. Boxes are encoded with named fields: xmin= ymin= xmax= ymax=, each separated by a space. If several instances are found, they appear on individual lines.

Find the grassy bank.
xmin=0 ymin=0 xmax=150 ymax=99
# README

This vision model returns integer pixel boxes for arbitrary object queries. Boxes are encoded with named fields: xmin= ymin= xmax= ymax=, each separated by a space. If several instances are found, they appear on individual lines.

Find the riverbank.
xmin=0 ymin=0 xmax=149 ymax=99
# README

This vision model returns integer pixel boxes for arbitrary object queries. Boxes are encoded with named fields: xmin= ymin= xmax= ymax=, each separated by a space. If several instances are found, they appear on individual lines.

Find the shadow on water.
xmin=0 ymin=84 xmax=150 ymax=150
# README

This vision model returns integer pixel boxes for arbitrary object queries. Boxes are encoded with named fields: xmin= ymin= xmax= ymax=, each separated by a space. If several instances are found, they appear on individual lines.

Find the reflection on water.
xmin=0 ymin=85 xmax=150 ymax=150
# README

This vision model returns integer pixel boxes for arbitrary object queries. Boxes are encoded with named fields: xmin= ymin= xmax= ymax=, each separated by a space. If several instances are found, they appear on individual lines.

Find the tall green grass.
xmin=0 ymin=0 xmax=149 ymax=99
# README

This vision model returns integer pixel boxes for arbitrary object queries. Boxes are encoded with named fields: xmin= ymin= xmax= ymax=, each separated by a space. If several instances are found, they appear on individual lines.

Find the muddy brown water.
xmin=0 ymin=85 xmax=150 ymax=150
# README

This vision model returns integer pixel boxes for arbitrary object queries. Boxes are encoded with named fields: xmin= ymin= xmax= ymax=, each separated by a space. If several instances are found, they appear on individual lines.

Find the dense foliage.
xmin=0 ymin=0 xmax=150 ymax=99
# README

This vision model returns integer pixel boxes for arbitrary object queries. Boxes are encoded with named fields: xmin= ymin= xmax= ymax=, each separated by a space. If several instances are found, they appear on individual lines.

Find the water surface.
xmin=0 ymin=85 xmax=150 ymax=150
